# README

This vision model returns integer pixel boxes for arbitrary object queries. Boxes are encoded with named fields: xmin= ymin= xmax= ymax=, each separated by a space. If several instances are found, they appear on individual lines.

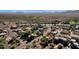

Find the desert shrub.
xmin=8 ymin=37 xmax=20 ymax=44
xmin=0 ymin=36 xmax=8 ymax=49
xmin=0 ymin=44 xmax=4 ymax=49
xmin=53 ymin=39 xmax=59 ymax=44
xmin=40 ymin=36 xmax=48 ymax=48
xmin=20 ymin=30 xmax=32 ymax=39
xmin=69 ymin=18 xmax=79 ymax=25
xmin=26 ymin=35 xmax=35 ymax=43
xmin=48 ymin=43 xmax=54 ymax=49
xmin=8 ymin=37 xmax=20 ymax=49
xmin=70 ymin=24 xmax=76 ymax=31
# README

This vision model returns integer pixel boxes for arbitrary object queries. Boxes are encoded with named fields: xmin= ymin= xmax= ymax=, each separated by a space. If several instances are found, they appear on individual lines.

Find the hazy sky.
xmin=0 ymin=10 xmax=67 ymax=13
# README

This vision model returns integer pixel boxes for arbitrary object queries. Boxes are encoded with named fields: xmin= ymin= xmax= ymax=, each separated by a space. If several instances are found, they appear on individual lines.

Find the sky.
xmin=0 ymin=10 xmax=67 ymax=13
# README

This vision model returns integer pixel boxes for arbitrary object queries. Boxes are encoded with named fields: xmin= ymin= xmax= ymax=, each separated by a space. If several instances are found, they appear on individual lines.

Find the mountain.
xmin=14 ymin=10 xmax=66 ymax=13
xmin=59 ymin=10 xmax=79 ymax=17
xmin=0 ymin=10 xmax=79 ymax=17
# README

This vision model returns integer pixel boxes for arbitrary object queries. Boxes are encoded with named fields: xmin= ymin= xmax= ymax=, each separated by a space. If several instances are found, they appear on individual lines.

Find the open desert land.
xmin=0 ymin=10 xmax=79 ymax=49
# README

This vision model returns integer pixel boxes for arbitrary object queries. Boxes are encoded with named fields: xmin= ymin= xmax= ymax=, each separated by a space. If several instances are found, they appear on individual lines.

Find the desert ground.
xmin=0 ymin=11 xmax=79 ymax=49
